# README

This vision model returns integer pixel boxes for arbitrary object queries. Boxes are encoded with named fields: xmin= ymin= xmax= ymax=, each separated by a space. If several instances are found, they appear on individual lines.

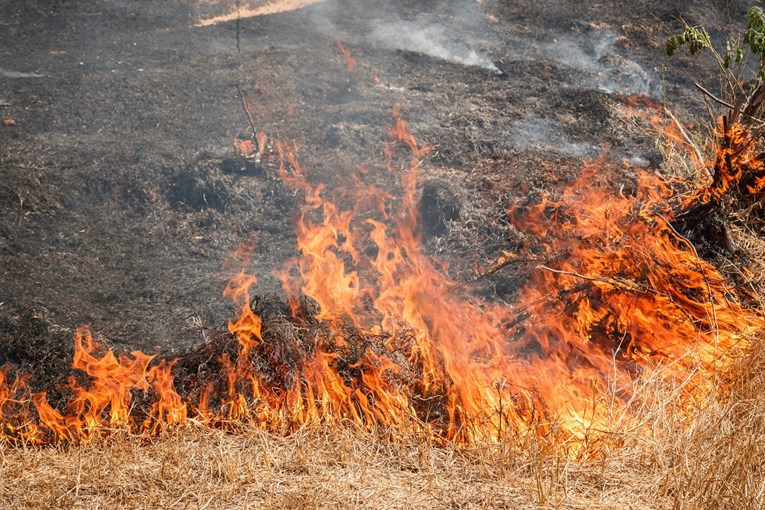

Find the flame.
xmin=145 ymin=360 xmax=188 ymax=433
xmin=507 ymin=162 xmax=757 ymax=429
xmin=0 ymin=106 xmax=760 ymax=448
xmin=256 ymin=131 xmax=268 ymax=156
xmin=337 ymin=42 xmax=356 ymax=71
xmin=230 ymin=134 xmax=255 ymax=158
xmin=688 ymin=116 xmax=765 ymax=203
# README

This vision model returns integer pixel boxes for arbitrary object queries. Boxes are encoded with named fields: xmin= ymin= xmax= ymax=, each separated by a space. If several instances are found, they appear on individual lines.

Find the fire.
xmin=0 ymin=326 xmax=188 ymax=443
xmin=507 ymin=162 xmax=756 ymax=424
xmin=0 ymin=105 xmax=760 ymax=448
xmin=256 ymin=131 xmax=268 ymax=156
xmin=686 ymin=115 xmax=765 ymax=203
xmin=337 ymin=42 xmax=356 ymax=71
xmin=230 ymin=133 xmax=256 ymax=158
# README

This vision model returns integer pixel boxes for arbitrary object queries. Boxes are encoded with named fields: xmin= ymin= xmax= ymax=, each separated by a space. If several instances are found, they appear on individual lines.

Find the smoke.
xmin=368 ymin=21 xmax=500 ymax=74
xmin=509 ymin=117 xmax=599 ymax=158
xmin=307 ymin=1 xmax=501 ymax=74
xmin=539 ymin=32 xmax=657 ymax=96
xmin=0 ymin=68 xmax=47 ymax=105
xmin=0 ymin=67 xmax=47 ymax=78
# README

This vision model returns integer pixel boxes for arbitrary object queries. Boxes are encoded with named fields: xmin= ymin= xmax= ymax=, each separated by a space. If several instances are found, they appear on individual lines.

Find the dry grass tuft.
xmin=566 ymin=349 xmax=761 ymax=510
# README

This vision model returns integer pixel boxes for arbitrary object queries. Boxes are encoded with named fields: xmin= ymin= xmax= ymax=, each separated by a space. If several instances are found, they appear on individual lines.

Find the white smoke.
xmin=304 ymin=0 xmax=501 ymax=74
xmin=539 ymin=32 xmax=657 ymax=96
xmin=509 ymin=116 xmax=599 ymax=158
xmin=0 ymin=67 xmax=47 ymax=78
xmin=368 ymin=21 xmax=500 ymax=74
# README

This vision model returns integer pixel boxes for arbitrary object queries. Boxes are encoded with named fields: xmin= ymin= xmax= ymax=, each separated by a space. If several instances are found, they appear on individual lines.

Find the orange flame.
xmin=693 ymin=117 xmax=765 ymax=201
xmin=256 ymin=131 xmax=268 ymax=156
xmin=231 ymin=135 xmax=255 ymax=158
xmin=336 ymin=41 xmax=356 ymax=71
xmin=0 ymin=106 xmax=760 ymax=448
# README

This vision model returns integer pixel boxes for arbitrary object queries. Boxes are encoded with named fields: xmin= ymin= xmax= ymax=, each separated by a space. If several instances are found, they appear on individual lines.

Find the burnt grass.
xmin=0 ymin=0 xmax=753 ymax=415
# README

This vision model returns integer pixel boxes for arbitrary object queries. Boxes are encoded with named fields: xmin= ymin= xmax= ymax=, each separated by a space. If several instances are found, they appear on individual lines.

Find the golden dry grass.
xmin=195 ymin=0 xmax=326 ymax=26
xmin=0 ymin=426 xmax=654 ymax=509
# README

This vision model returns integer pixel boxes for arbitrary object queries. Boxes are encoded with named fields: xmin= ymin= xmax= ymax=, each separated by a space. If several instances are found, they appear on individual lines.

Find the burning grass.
xmin=2 ymin=340 xmax=764 ymax=509
xmin=4 ymin=105 xmax=758 ymax=447
xmin=2 ymin=97 xmax=765 ymax=506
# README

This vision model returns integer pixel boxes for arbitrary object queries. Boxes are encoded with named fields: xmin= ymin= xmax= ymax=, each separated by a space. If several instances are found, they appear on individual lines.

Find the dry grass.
xmin=0 ymin=425 xmax=654 ymax=509
xmin=621 ymin=338 xmax=765 ymax=510
xmin=195 ymin=0 xmax=327 ymax=27
xmin=2 ymin=337 xmax=764 ymax=509
xmin=608 ymin=113 xmax=765 ymax=508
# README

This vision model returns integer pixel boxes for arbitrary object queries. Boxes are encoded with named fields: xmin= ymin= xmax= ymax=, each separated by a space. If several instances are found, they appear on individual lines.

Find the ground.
xmin=1 ymin=0 xmax=741 ymax=355
xmin=2 ymin=0 xmax=762 ymax=508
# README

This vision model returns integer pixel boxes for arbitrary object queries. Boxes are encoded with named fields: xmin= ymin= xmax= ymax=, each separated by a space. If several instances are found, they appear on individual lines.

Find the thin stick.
xmin=14 ymin=193 xmax=22 ymax=241
xmin=664 ymin=106 xmax=711 ymax=179
xmin=695 ymin=81 xmax=765 ymax=124
xmin=538 ymin=265 xmax=641 ymax=291
xmin=694 ymin=82 xmax=735 ymax=110
xmin=235 ymin=0 xmax=241 ymax=54
xmin=463 ymin=257 xmax=542 ymax=285
xmin=537 ymin=264 xmax=699 ymax=326
xmin=236 ymin=83 xmax=256 ymax=138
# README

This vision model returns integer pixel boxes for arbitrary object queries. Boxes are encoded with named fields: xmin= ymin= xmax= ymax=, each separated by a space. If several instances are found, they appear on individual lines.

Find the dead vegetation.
xmin=1 ymin=335 xmax=763 ymax=509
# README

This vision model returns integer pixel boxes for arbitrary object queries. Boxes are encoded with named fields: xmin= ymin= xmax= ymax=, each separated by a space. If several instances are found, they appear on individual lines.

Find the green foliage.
xmin=723 ymin=39 xmax=744 ymax=68
xmin=666 ymin=25 xmax=711 ymax=57
xmin=744 ymin=6 xmax=765 ymax=78
xmin=667 ymin=7 xmax=765 ymax=81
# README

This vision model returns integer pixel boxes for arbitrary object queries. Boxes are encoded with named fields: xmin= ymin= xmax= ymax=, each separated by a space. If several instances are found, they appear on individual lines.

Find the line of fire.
xmin=2 ymin=1 xmax=764 ymax=461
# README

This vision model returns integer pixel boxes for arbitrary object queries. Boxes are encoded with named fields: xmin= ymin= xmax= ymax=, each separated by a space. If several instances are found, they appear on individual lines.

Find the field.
xmin=1 ymin=0 xmax=764 ymax=508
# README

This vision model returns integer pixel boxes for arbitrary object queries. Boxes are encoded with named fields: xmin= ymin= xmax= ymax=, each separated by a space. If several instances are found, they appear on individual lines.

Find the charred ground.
xmin=0 ymin=0 xmax=750 ymax=378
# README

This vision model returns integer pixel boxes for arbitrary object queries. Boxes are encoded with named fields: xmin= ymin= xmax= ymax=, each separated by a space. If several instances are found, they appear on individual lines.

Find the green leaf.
xmin=745 ymin=6 xmax=765 ymax=65
xmin=666 ymin=35 xmax=680 ymax=56
xmin=666 ymin=25 xmax=711 ymax=57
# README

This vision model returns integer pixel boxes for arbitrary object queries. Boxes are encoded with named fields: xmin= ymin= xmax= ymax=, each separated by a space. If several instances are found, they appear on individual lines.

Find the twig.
xmin=468 ymin=256 xmax=542 ymax=282
xmin=694 ymin=82 xmax=735 ymax=110
xmin=74 ymin=450 xmax=82 ymax=502
xmin=537 ymin=265 xmax=642 ymax=292
xmin=15 ymin=193 xmax=23 ymax=241
xmin=664 ymin=106 xmax=710 ymax=179
xmin=695 ymin=81 xmax=765 ymax=124
xmin=537 ymin=264 xmax=699 ymax=326
xmin=235 ymin=0 xmax=241 ymax=54
xmin=236 ymin=83 xmax=257 ymax=139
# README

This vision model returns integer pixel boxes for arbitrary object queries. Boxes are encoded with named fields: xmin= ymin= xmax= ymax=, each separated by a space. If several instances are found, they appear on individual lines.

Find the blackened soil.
xmin=0 ymin=0 xmax=751 ymax=373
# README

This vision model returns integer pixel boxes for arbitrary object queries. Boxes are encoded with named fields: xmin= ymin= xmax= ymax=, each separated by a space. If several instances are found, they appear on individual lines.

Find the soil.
xmin=0 ymin=0 xmax=752 ymax=375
